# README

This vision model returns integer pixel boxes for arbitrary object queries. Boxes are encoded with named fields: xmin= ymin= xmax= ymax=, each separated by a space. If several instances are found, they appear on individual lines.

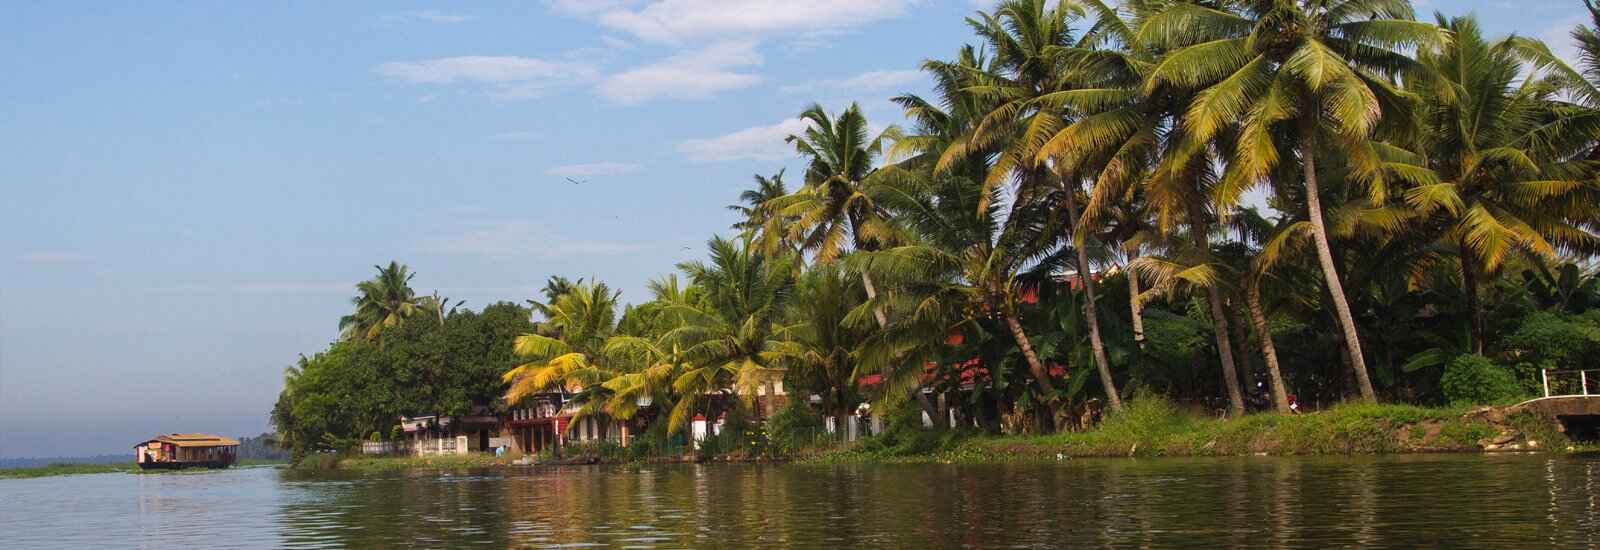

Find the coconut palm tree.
xmin=729 ymin=170 xmax=796 ymax=254
xmin=768 ymin=263 xmax=871 ymax=438
xmin=661 ymin=235 xmax=797 ymax=434
xmin=1401 ymin=15 xmax=1600 ymax=353
xmin=776 ymin=103 xmax=904 ymax=328
xmin=1144 ymin=0 xmax=1447 ymax=402
xmin=852 ymin=170 xmax=1072 ymax=423
xmin=502 ymin=280 xmax=621 ymax=404
xmin=339 ymin=261 xmax=421 ymax=342
xmin=962 ymin=0 xmax=1126 ymax=412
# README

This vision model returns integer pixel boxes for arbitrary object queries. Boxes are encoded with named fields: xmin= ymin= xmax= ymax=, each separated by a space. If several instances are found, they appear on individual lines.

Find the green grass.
xmin=1 ymin=459 xmax=287 ymax=480
xmin=301 ymin=453 xmax=513 ymax=473
xmin=807 ymin=399 xmax=1559 ymax=465
xmin=0 ymin=462 xmax=138 ymax=479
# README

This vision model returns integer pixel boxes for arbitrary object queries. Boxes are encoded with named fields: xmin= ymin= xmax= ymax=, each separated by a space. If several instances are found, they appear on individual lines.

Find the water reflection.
xmin=2 ymin=455 xmax=1599 ymax=548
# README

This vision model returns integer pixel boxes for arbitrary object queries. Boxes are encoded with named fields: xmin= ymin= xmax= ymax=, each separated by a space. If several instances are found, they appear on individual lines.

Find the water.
xmin=3 ymin=455 xmax=1598 ymax=548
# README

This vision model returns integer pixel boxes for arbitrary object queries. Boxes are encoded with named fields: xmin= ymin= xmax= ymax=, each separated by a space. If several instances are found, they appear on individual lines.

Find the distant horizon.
xmin=2 ymin=0 xmax=1588 ymax=458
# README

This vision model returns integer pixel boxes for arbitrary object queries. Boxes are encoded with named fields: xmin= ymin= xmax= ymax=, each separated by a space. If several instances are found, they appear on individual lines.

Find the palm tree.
xmin=769 ymin=264 xmax=871 ymax=437
xmin=418 ymin=291 xmax=464 ymax=326
xmin=662 ymin=236 xmax=797 ymax=433
xmin=729 ymin=170 xmax=795 ymax=254
xmin=777 ymin=103 xmax=903 ymax=328
xmin=502 ymin=280 xmax=621 ymax=406
xmin=853 ymin=171 xmax=1072 ymax=423
xmin=1145 ymin=0 xmax=1446 ymax=402
xmin=339 ymin=261 xmax=421 ymax=342
xmin=962 ymin=0 xmax=1125 ymax=412
xmin=1401 ymin=15 xmax=1600 ymax=353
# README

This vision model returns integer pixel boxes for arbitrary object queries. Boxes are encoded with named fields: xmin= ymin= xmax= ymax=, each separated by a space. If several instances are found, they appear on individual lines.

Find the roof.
xmin=134 ymin=433 xmax=240 ymax=449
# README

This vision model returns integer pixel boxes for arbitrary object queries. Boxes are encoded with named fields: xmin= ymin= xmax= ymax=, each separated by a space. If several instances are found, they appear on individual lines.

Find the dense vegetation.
xmin=273 ymin=1 xmax=1600 ymax=458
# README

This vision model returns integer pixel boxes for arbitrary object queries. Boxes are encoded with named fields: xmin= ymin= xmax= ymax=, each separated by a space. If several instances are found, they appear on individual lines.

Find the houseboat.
xmin=134 ymin=433 xmax=240 ymax=469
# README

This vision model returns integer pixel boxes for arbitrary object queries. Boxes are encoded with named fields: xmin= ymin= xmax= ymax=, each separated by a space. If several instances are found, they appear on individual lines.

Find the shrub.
xmin=765 ymin=401 xmax=827 ymax=453
xmin=1441 ymin=354 xmax=1523 ymax=405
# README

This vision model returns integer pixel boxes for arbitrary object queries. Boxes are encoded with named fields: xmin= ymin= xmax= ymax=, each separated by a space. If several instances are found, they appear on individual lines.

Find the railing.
xmin=1542 ymin=368 xmax=1600 ymax=398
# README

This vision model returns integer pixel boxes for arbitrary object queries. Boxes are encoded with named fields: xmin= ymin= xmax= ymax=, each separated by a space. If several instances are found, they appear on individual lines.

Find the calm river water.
xmin=2 ymin=454 xmax=1598 ymax=548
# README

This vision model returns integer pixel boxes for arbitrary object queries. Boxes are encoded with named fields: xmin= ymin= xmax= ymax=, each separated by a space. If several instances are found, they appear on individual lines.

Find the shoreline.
xmin=0 ymin=459 xmax=288 ymax=480
xmin=313 ymin=402 xmax=1586 ymax=472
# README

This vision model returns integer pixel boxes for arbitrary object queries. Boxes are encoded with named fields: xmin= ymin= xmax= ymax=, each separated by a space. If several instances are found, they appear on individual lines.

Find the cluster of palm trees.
xmin=504 ymin=0 xmax=1600 ymax=435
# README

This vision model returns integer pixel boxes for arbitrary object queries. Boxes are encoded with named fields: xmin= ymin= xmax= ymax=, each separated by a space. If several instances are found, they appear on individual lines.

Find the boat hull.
xmin=137 ymin=460 xmax=233 ymax=470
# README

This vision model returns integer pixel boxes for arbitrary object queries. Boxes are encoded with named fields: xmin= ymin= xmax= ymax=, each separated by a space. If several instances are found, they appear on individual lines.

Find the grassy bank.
xmin=808 ymin=400 xmax=1571 ymax=464
xmin=0 ymin=459 xmax=287 ymax=480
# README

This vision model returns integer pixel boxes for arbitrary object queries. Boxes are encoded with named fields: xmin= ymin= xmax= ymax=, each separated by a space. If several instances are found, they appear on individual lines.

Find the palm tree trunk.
xmin=1460 ymin=239 xmax=1484 ymax=355
xmin=862 ymin=267 xmax=939 ymax=426
xmin=1192 ymin=218 xmax=1245 ymax=417
xmin=1126 ymin=247 xmax=1147 ymax=351
xmin=1004 ymin=311 xmax=1057 ymax=395
xmin=860 ymin=271 xmax=890 ymax=328
xmin=1061 ymin=185 xmax=1124 ymax=412
xmin=1247 ymin=276 xmax=1292 ymax=413
xmin=1299 ymin=123 xmax=1377 ymax=402
xmin=1003 ymin=310 xmax=1060 ymax=429
xmin=1230 ymin=306 xmax=1257 ymax=399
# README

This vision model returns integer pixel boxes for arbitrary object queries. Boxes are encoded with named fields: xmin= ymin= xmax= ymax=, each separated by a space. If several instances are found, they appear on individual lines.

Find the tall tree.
xmin=339 ymin=261 xmax=421 ymax=342
xmin=964 ymin=0 xmax=1125 ymax=412
xmin=1403 ymin=15 xmax=1600 ymax=353
xmin=1146 ymin=0 xmax=1446 ymax=401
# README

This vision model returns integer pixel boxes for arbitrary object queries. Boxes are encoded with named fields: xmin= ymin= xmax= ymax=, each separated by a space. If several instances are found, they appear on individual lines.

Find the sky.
xmin=0 ymin=0 xmax=1588 ymax=458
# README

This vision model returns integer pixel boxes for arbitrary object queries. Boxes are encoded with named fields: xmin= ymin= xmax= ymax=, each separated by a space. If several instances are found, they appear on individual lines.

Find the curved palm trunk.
xmin=1460 ymin=239 xmax=1484 ymax=355
xmin=1247 ymin=276 xmax=1292 ymax=413
xmin=863 ymin=268 xmax=941 ymax=427
xmin=1003 ymin=310 xmax=1059 ymax=429
xmin=1062 ymin=186 xmax=1124 ymax=413
xmin=1230 ymin=306 xmax=1257 ymax=399
xmin=1299 ymin=124 xmax=1377 ymax=402
xmin=1126 ymin=248 xmax=1147 ymax=352
xmin=1193 ymin=219 xmax=1246 ymax=417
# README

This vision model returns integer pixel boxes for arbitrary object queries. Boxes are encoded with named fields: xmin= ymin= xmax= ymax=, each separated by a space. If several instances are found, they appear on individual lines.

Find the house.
xmin=505 ymin=390 xmax=631 ymax=456
xmin=398 ymin=408 xmax=506 ymax=456
xmin=134 ymin=433 xmax=239 ymax=469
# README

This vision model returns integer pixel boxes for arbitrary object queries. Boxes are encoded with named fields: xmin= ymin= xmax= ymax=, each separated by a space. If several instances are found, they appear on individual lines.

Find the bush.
xmin=1441 ymin=354 xmax=1523 ymax=405
xmin=765 ymin=401 xmax=828 ymax=453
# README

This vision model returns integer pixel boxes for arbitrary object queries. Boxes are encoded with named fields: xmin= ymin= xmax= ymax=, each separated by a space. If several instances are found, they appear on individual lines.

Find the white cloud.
xmin=545 ymin=162 xmax=641 ymax=177
xmin=405 ymin=9 xmax=474 ymax=24
xmin=676 ymin=118 xmax=808 ymax=162
xmin=590 ymin=0 xmax=913 ymax=44
xmin=375 ymin=56 xmax=598 ymax=100
xmin=601 ymin=35 xmax=635 ymax=49
xmin=426 ymin=220 xmax=642 ymax=260
xmin=597 ymin=41 xmax=762 ymax=104
xmin=779 ymin=69 xmax=923 ymax=94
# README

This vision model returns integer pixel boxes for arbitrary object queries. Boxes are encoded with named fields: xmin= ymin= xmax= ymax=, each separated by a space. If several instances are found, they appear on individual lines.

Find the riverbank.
xmin=0 ymin=459 xmax=288 ymax=480
xmin=807 ymin=400 xmax=1574 ymax=464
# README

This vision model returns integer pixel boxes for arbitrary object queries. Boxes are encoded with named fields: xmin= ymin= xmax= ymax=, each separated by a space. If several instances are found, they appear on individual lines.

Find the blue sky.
xmin=0 ymin=0 xmax=1587 ymax=458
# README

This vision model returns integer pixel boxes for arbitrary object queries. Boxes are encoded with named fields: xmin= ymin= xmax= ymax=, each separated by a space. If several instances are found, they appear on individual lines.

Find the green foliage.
xmin=764 ymin=400 xmax=829 ymax=453
xmin=1504 ymin=311 xmax=1600 ymax=371
xmin=1441 ymin=355 xmax=1524 ymax=405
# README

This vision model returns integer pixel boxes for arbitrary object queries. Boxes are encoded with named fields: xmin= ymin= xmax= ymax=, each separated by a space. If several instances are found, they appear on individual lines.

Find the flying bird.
xmin=565 ymin=177 xmax=588 ymax=185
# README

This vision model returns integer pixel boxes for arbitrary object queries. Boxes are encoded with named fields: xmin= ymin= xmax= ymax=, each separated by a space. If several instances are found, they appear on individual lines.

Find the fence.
xmin=1542 ymin=368 xmax=1600 ymax=397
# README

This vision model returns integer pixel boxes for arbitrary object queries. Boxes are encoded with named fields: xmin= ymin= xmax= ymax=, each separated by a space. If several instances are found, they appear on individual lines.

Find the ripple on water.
xmin=3 ymin=456 xmax=1600 ymax=548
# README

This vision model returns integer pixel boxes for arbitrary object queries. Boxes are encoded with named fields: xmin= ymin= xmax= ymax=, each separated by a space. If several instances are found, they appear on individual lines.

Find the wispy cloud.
xmin=601 ymin=35 xmax=634 ymax=49
xmin=544 ymin=162 xmax=641 ymax=177
xmin=597 ymin=41 xmax=761 ymax=104
xmin=576 ymin=0 xmax=914 ymax=44
xmin=19 ymin=251 xmax=91 ymax=264
xmin=426 ymin=220 xmax=642 ymax=260
xmin=374 ymin=56 xmax=598 ymax=100
xmin=403 ymin=9 xmax=474 ymax=24
xmin=779 ymin=69 xmax=923 ymax=94
xmin=676 ymin=118 xmax=808 ymax=162
xmin=491 ymin=130 xmax=539 ymax=140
